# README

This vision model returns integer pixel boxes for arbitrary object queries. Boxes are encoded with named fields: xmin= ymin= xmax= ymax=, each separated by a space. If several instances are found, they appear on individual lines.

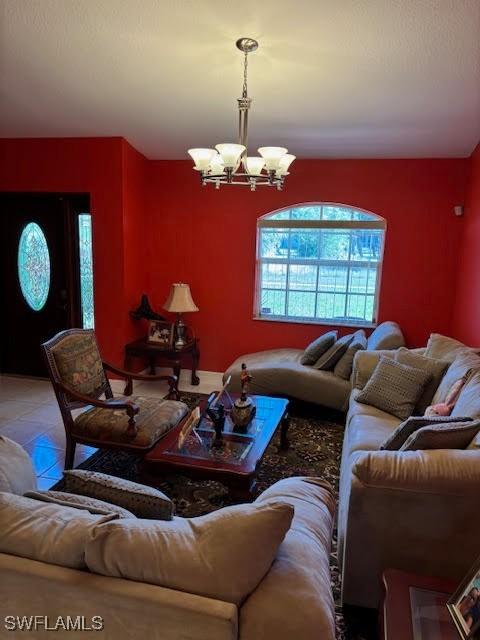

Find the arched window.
xmin=255 ymin=203 xmax=386 ymax=326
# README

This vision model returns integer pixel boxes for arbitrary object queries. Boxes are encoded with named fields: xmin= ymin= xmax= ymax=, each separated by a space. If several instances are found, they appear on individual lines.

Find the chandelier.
xmin=188 ymin=37 xmax=295 ymax=191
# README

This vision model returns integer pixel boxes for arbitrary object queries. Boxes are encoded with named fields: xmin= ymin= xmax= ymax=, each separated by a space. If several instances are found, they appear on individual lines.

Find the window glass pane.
xmin=261 ymin=263 xmax=287 ymax=289
xmin=260 ymin=229 xmax=289 ymax=258
xmin=321 ymin=205 xmax=353 ymax=221
xmin=78 ymin=214 xmax=95 ymax=329
xmin=350 ymin=230 xmax=382 ymax=262
xmin=288 ymin=264 xmax=317 ymax=291
xmin=17 ymin=222 xmax=50 ymax=311
xmin=287 ymin=291 xmax=316 ymax=317
xmin=352 ymin=210 xmax=377 ymax=221
xmin=291 ymin=206 xmax=321 ymax=220
xmin=316 ymin=293 xmax=346 ymax=319
xmin=319 ymin=230 xmax=350 ymax=261
xmin=319 ymin=265 xmax=348 ymax=293
xmin=289 ymin=230 xmax=319 ymax=260
xmin=260 ymin=289 xmax=286 ymax=316
xmin=268 ymin=210 xmax=291 ymax=220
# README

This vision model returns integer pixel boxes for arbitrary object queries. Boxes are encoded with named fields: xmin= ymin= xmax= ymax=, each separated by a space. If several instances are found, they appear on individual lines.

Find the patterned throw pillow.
xmin=355 ymin=357 xmax=432 ymax=421
xmin=63 ymin=470 xmax=174 ymax=520
xmin=333 ymin=331 xmax=367 ymax=380
xmin=24 ymin=490 xmax=136 ymax=519
xmin=300 ymin=331 xmax=338 ymax=366
xmin=399 ymin=419 xmax=480 ymax=451
xmin=380 ymin=415 xmax=473 ymax=451
xmin=314 ymin=333 xmax=355 ymax=371
xmin=394 ymin=348 xmax=449 ymax=414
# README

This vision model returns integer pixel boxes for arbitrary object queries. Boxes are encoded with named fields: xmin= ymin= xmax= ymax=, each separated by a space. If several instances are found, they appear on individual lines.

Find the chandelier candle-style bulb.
xmin=215 ymin=144 xmax=245 ymax=169
xmin=188 ymin=148 xmax=217 ymax=171
xmin=244 ymin=157 xmax=265 ymax=176
xmin=258 ymin=147 xmax=289 ymax=171
xmin=277 ymin=154 xmax=296 ymax=176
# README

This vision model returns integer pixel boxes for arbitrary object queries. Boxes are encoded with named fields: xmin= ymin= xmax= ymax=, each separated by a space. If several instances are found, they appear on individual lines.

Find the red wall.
xmin=0 ymin=138 xmax=130 ymax=364
xmin=452 ymin=143 xmax=480 ymax=344
xmin=147 ymin=158 xmax=468 ymax=371
xmin=0 ymin=138 xmax=470 ymax=373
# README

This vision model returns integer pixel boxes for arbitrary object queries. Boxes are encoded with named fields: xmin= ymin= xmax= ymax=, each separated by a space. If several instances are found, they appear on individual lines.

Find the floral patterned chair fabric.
xmin=42 ymin=329 xmax=184 ymax=469
xmin=51 ymin=332 xmax=107 ymax=398
xmin=73 ymin=396 xmax=188 ymax=448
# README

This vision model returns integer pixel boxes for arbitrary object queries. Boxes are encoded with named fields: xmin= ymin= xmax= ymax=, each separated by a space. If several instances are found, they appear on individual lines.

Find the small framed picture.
xmin=147 ymin=320 xmax=174 ymax=348
xmin=448 ymin=555 xmax=480 ymax=638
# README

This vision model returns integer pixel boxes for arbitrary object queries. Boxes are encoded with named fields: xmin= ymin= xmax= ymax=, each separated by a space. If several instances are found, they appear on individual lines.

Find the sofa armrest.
xmin=341 ymin=449 xmax=480 ymax=608
xmin=352 ymin=449 xmax=480 ymax=495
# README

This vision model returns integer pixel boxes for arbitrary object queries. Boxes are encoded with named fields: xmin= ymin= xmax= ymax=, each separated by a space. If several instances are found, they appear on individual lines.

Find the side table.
xmin=124 ymin=337 xmax=200 ymax=386
xmin=381 ymin=568 xmax=458 ymax=640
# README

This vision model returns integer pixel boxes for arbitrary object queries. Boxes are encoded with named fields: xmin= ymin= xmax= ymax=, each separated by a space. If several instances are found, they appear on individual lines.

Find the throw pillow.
xmin=24 ymin=490 xmax=136 ymax=519
xmin=380 ymin=415 xmax=473 ymax=451
xmin=333 ymin=330 xmax=367 ymax=380
xmin=424 ymin=333 xmax=478 ymax=363
xmin=63 ymin=470 xmax=174 ymax=520
xmin=85 ymin=501 xmax=293 ymax=605
xmin=431 ymin=350 xmax=480 ymax=404
xmin=453 ymin=370 xmax=480 ymax=421
xmin=0 ymin=492 xmax=118 ymax=569
xmin=394 ymin=348 xmax=449 ymax=414
xmin=300 ymin=331 xmax=338 ymax=366
xmin=399 ymin=419 xmax=480 ymax=451
xmin=355 ymin=357 xmax=432 ymax=421
xmin=313 ymin=333 xmax=355 ymax=371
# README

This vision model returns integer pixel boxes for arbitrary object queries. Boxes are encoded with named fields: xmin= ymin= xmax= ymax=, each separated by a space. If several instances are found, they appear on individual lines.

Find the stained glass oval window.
xmin=18 ymin=222 xmax=51 ymax=311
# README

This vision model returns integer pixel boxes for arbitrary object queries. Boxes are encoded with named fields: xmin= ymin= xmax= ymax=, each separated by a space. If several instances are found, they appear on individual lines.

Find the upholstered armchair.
xmin=42 ymin=329 xmax=188 ymax=469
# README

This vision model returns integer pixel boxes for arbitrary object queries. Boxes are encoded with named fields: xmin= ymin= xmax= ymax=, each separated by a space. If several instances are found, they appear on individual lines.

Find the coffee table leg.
xmin=229 ymin=477 xmax=256 ymax=502
xmin=280 ymin=412 xmax=290 ymax=451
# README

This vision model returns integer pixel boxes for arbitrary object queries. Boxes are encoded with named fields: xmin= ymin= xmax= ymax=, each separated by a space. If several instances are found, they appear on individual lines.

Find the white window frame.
xmin=254 ymin=203 xmax=386 ymax=328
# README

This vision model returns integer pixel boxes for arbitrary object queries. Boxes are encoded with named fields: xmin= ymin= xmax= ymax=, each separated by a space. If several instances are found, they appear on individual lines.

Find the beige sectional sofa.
xmin=0 ymin=437 xmax=336 ymax=640
xmin=224 ymin=321 xmax=405 ymax=410
xmin=338 ymin=343 xmax=480 ymax=609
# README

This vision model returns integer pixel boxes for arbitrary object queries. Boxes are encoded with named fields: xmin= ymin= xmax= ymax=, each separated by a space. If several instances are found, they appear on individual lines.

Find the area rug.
xmin=56 ymin=391 xmax=377 ymax=640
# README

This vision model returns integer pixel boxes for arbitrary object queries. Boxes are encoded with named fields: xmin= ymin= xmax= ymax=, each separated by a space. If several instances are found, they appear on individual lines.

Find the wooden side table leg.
xmin=148 ymin=355 xmax=156 ymax=375
xmin=280 ymin=412 xmax=290 ymax=451
xmin=191 ymin=343 xmax=200 ymax=386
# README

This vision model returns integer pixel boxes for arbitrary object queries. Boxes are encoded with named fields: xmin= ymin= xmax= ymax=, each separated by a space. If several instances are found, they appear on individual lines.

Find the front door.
xmin=0 ymin=193 xmax=89 ymax=377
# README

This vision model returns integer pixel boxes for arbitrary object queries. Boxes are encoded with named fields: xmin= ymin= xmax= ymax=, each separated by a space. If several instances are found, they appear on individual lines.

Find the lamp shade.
xmin=163 ymin=283 xmax=199 ymax=313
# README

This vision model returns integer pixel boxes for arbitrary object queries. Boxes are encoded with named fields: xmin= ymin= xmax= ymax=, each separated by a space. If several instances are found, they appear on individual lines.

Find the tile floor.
xmin=0 ymin=370 xmax=222 ymax=490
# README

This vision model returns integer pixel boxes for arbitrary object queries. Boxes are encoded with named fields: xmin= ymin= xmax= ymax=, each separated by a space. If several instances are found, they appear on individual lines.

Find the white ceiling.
xmin=1 ymin=0 xmax=479 ymax=159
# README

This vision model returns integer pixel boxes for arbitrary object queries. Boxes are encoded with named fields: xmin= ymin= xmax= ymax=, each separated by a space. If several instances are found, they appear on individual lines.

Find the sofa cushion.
xmin=0 ymin=437 xmax=36 ymax=495
xmin=240 ymin=477 xmax=336 ymax=640
xmin=431 ymin=351 xmax=480 ymax=404
xmin=380 ymin=415 xmax=473 ymax=451
xmin=85 ymin=501 xmax=293 ymax=606
xmin=366 ymin=321 xmax=404 ymax=350
xmin=23 ymin=490 xmax=136 ymax=519
xmin=333 ymin=331 xmax=367 ymax=380
xmin=300 ymin=331 xmax=337 ymax=365
xmin=63 ymin=470 xmax=174 ymax=520
xmin=424 ymin=333 xmax=477 ymax=363
xmin=400 ymin=420 xmax=480 ymax=451
xmin=355 ymin=357 xmax=432 ymax=421
xmin=352 ymin=349 xmax=397 ymax=389
xmin=72 ymin=396 xmax=188 ymax=449
xmin=454 ymin=370 xmax=480 ymax=422
xmin=0 ymin=492 xmax=118 ymax=569
xmin=395 ymin=348 xmax=449 ymax=414
xmin=314 ymin=333 xmax=355 ymax=370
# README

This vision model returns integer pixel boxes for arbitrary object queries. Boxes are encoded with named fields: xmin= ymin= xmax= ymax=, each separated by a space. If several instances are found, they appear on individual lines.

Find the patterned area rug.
xmin=56 ymin=391 xmax=377 ymax=640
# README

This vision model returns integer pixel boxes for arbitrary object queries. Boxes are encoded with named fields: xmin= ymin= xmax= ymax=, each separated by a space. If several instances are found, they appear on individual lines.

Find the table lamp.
xmin=163 ymin=283 xmax=199 ymax=349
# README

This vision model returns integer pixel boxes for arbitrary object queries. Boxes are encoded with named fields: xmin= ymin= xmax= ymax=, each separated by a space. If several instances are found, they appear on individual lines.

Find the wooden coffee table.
xmin=144 ymin=394 xmax=290 ymax=499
